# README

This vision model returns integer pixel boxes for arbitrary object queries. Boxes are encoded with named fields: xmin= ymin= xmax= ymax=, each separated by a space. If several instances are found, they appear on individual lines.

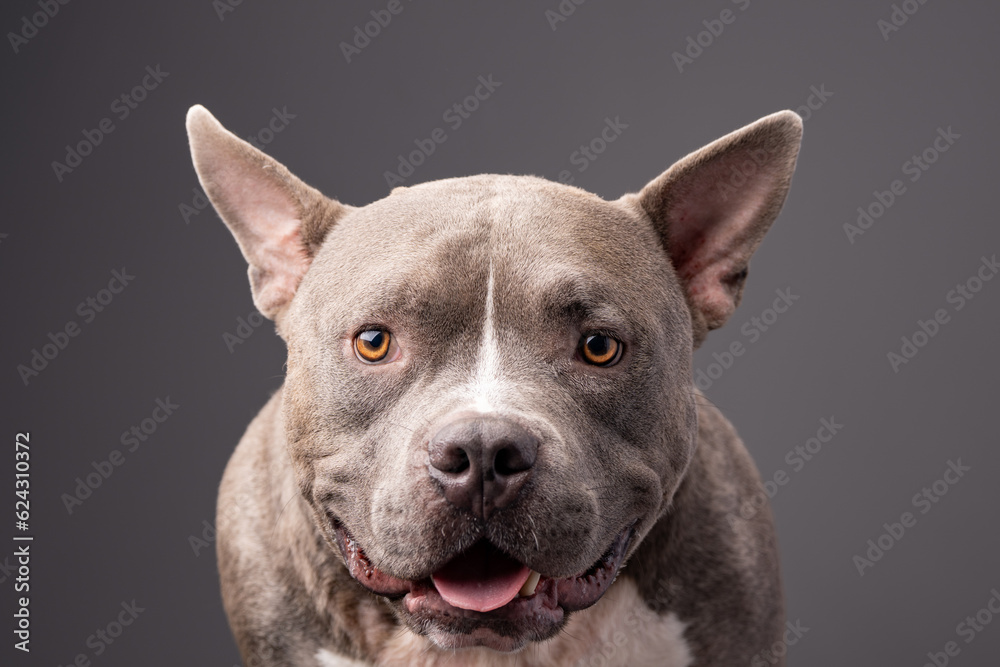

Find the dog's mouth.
xmin=332 ymin=522 xmax=634 ymax=651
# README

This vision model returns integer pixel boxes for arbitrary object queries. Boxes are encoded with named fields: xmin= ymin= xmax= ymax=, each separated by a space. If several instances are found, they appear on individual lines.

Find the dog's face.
xmin=187 ymin=106 xmax=801 ymax=651
xmin=284 ymin=177 xmax=695 ymax=648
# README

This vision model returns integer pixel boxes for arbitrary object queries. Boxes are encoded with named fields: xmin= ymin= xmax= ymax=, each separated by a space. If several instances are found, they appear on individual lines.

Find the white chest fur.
xmin=316 ymin=578 xmax=692 ymax=667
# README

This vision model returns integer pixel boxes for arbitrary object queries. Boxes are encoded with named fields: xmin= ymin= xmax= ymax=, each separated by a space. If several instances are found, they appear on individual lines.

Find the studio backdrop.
xmin=2 ymin=1 xmax=998 ymax=665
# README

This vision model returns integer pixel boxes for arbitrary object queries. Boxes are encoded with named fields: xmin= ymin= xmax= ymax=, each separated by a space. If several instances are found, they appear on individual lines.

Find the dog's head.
xmin=187 ymin=106 xmax=801 ymax=651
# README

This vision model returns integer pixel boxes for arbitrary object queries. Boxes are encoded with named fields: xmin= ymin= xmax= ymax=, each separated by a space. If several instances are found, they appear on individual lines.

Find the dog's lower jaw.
xmin=400 ymin=575 xmax=564 ymax=652
xmin=338 ymin=576 xmax=697 ymax=667
xmin=330 ymin=521 xmax=635 ymax=652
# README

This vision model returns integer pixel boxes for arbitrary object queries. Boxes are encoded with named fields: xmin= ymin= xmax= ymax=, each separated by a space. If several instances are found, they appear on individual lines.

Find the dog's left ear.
xmin=630 ymin=111 xmax=802 ymax=347
xmin=186 ymin=104 xmax=353 ymax=322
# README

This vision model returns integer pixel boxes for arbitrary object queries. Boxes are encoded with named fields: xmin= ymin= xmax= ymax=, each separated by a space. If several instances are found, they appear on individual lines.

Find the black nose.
xmin=428 ymin=416 xmax=538 ymax=520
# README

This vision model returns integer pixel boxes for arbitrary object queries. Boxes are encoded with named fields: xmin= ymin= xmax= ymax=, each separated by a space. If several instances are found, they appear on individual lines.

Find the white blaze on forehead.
xmin=468 ymin=262 xmax=504 ymax=412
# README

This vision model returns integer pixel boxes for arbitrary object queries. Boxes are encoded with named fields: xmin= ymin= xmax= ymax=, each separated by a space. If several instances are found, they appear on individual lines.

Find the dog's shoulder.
xmin=622 ymin=392 xmax=786 ymax=664
xmin=216 ymin=389 xmax=353 ymax=663
xmin=692 ymin=391 xmax=766 ymax=501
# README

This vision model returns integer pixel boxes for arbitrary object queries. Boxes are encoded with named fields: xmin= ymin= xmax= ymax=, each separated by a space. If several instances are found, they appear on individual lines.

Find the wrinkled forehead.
xmin=302 ymin=175 xmax=672 ymax=325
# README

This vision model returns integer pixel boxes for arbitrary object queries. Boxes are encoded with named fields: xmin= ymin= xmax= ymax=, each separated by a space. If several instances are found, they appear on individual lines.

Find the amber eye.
xmin=581 ymin=334 xmax=622 ymax=366
xmin=355 ymin=329 xmax=391 ymax=363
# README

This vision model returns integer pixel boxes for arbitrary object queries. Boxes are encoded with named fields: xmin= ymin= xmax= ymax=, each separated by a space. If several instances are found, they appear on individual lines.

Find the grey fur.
xmin=186 ymin=105 xmax=802 ymax=666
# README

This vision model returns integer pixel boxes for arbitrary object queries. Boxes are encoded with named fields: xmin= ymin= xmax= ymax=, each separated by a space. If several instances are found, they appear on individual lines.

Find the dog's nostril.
xmin=494 ymin=442 xmax=533 ymax=476
xmin=447 ymin=448 xmax=470 ymax=474
xmin=430 ymin=443 xmax=472 ymax=475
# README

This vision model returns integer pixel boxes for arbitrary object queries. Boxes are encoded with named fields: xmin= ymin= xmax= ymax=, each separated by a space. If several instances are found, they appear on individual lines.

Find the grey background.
xmin=2 ymin=0 xmax=998 ymax=665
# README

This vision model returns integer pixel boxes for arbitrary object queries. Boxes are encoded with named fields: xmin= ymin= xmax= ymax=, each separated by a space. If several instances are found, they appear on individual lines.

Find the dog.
xmin=185 ymin=105 xmax=802 ymax=666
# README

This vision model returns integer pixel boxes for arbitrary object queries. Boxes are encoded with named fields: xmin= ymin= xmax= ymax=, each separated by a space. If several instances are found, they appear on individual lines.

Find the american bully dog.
xmin=185 ymin=105 xmax=802 ymax=666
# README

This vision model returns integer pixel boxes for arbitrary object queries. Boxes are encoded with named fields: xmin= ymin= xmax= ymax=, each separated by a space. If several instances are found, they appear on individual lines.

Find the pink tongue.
xmin=431 ymin=541 xmax=531 ymax=612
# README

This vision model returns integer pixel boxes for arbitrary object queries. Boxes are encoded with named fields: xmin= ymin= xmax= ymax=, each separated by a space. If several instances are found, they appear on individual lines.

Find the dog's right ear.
xmin=630 ymin=111 xmax=802 ymax=348
xmin=186 ymin=104 xmax=352 ymax=321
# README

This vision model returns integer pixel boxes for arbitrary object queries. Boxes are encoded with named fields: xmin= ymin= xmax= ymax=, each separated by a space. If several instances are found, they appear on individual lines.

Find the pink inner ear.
xmin=667 ymin=159 xmax=779 ymax=326
xmin=218 ymin=166 xmax=310 ymax=317
xmin=188 ymin=105 xmax=339 ymax=321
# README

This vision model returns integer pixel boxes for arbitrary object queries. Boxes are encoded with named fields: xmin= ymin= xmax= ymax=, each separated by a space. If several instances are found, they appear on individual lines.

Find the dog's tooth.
xmin=519 ymin=570 xmax=541 ymax=597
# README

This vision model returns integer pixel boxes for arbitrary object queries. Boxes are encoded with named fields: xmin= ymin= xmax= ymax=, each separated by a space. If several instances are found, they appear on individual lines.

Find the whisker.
xmin=267 ymin=494 xmax=298 ymax=550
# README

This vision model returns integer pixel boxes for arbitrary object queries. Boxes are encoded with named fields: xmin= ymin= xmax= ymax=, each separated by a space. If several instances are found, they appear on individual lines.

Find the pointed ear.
xmin=632 ymin=110 xmax=803 ymax=347
xmin=185 ymin=104 xmax=353 ymax=320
